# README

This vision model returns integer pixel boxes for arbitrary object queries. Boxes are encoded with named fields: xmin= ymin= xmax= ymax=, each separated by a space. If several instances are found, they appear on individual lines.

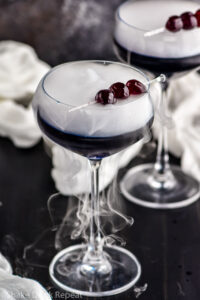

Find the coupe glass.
xmin=32 ymin=60 xmax=154 ymax=296
xmin=114 ymin=0 xmax=200 ymax=209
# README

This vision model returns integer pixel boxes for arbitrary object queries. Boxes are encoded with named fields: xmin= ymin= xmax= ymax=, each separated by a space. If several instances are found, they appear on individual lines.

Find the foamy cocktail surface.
xmin=34 ymin=62 xmax=153 ymax=137
xmin=115 ymin=0 xmax=200 ymax=58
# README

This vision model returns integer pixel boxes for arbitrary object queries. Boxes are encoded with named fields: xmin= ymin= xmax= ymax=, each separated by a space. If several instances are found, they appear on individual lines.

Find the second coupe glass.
xmin=114 ymin=0 xmax=200 ymax=209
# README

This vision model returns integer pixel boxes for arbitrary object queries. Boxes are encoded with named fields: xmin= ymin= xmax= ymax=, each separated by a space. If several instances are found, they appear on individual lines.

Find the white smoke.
xmin=54 ymin=174 xmax=134 ymax=251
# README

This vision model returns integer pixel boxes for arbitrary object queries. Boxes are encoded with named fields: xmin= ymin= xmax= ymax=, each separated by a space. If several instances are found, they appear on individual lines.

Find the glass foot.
xmin=49 ymin=244 xmax=141 ymax=297
xmin=120 ymin=163 xmax=200 ymax=209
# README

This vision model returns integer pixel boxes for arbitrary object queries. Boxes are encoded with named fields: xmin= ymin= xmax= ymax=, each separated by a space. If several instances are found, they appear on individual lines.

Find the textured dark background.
xmin=1 ymin=0 xmax=199 ymax=65
xmin=0 ymin=0 xmax=124 ymax=65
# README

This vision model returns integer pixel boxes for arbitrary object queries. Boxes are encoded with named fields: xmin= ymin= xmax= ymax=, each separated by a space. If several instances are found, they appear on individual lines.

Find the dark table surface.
xmin=0 ymin=136 xmax=200 ymax=300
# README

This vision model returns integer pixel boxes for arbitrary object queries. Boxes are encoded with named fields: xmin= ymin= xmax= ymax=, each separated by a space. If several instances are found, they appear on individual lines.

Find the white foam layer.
xmin=115 ymin=0 xmax=200 ymax=58
xmin=33 ymin=61 xmax=153 ymax=137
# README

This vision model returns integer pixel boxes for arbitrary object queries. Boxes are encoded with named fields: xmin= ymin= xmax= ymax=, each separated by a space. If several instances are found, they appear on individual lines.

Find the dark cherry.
xmin=181 ymin=12 xmax=197 ymax=30
xmin=109 ymin=82 xmax=129 ymax=99
xmin=195 ymin=9 xmax=200 ymax=27
xmin=165 ymin=15 xmax=183 ymax=32
xmin=95 ymin=89 xmax=116 ymax=105
xmin=126 ymin=79 xmax=146 ymax=95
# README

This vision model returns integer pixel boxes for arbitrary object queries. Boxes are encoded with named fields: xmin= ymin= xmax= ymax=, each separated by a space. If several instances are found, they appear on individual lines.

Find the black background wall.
xmin=0 ymin=0 xmax=124 ymax=65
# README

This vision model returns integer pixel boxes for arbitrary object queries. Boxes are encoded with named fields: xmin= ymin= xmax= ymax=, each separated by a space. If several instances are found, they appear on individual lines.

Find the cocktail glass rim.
xmin=41 ymin=60 xmax=150 ymax=109
xmin=116 ymin=0 xmax=199 ymax=33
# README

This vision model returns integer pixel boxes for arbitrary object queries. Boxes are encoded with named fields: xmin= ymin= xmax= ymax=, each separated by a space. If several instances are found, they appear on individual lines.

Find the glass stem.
xmin=152 ymin=81 xmax=176 ymax=188
xmin=81 ymin=159 xmax=111 ymax=276
xmin=89 ymin=159 xmax=102 ymax=256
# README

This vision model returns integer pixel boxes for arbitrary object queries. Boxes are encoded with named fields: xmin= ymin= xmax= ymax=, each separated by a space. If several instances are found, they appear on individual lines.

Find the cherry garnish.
xmin=195 ymin=9 xmax=200 ymax=27
xmin=165 ymin=9 xmax=200 ymax=33
xmin=95 ymin=79 xmax=146 ymax=106
xmin=126 ymin=79 xmax=146 ymax=95
xmin=109 ymin=82 xmax=129 ymax=99
xmin=95 ymin=89 xmax=116 ymax=105
xmin=181 ymin=12 xmax=197 ymax=30
xmin=165 ymin=16 xmax=183 ymax=32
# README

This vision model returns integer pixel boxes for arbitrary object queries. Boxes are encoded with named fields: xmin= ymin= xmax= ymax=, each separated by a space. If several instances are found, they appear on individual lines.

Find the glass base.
xmin=49 ymin=244 xmax=141 ymax=297
xmin=120 ymin=163 xmax=200 ymax=209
